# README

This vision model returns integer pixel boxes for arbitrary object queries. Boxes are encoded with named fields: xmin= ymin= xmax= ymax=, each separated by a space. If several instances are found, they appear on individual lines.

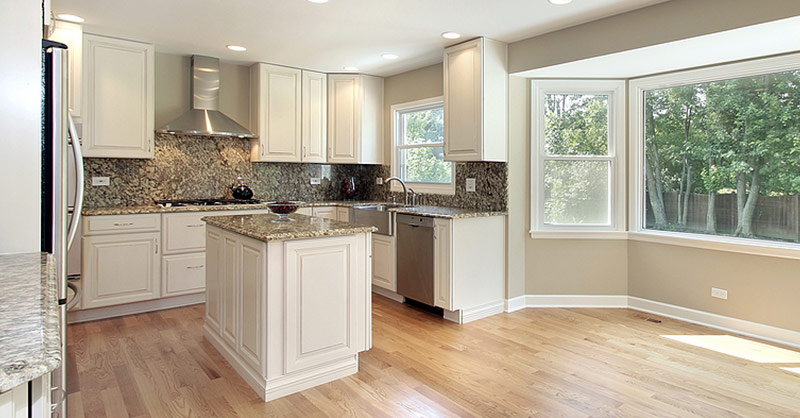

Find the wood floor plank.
xmin=67 ymin=295 xmax=800 ymax=418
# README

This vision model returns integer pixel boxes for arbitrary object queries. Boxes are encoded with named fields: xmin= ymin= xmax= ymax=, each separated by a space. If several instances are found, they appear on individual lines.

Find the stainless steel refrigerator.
xmin=42 ymin=39 xmax=84 ymax=418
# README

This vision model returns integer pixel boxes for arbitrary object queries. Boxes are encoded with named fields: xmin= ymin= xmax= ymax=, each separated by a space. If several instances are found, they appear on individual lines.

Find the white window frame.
xmin=390 ymin=96 xmax=454 ymax=195
xmin=629 ymin=52 xmax=800 ymax=259
xmin=530 ymin=80 xmax=626 ymax=239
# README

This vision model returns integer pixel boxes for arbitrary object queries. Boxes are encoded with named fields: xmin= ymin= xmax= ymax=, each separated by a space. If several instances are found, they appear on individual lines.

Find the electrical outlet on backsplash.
xmin=82 ymin=133 xmax=507 ymax=210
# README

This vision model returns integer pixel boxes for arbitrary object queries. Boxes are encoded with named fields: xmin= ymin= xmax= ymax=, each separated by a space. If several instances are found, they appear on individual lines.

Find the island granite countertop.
xmin=0 ymin=253 xmax=61 ymax=393
xmin=83 ymin=201 xmax=507 ymax=219
xmin=203 ymin=213 xmax=377 ymax=242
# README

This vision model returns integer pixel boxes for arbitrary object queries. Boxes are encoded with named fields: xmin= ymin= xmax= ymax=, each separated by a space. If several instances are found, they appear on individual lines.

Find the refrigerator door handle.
xmin=66 ymin=113 xmax=84 ymax=251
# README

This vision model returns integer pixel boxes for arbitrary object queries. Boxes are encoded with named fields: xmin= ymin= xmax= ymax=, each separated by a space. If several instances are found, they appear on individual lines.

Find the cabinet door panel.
xmin=444 ymin=39 xmax=482 ymax=161
xmin=162 ymin=212 xmax=206 ymax=254
xmin=83 ymin=232 xmax=160 ymax=308
xmin=312 ymin=207 xmax=337 ymax=220
xmin=372 ymin=234 xmax=395 ymax=291
xmin=221 ymin=234 xmax=239 ymax=347
xmin=336 ymin=207 xmax=350 ymax=223
xmin=83 ymin=34 xmax=154 ymax=159
xmin=238 ymin=238 xmax=264 ymax=370
xmin=328 ymin=75 xmax=359 ymax=163
xmin=162 ymin=252 xmax=205 ymax=297
xmin=284 ymin=236 xmax=358 ymax=373
xmin=252 ymin=64 xmax=302 ymax=162
xmin=434 ymin=219 xmax=453 ymax=310
xmin=302 ymin=71 xmax=327 ymax=163
xmin=205 ymin=229 xmax=221 ymax=331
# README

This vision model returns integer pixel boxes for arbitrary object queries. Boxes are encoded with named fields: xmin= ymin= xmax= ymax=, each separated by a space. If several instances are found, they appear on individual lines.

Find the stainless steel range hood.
xmin=157 ymin=55 xmax=255 ymax=138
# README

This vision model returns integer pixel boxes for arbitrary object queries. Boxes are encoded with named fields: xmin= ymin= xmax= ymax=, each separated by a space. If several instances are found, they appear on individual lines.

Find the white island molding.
xmin=202 ymin=213 xmax=374 ymax=401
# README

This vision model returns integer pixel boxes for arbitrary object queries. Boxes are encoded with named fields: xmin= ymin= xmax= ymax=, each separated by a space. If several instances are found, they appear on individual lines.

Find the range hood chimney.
xmin=157 ymin=55 xmax=255 ymax=138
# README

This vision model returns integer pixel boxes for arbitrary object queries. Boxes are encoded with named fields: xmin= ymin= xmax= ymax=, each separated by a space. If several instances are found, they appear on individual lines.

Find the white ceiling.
xmin=52 ymin=0 xmax=666 ymax=76
xmin=518 ymin=16 xmax=800 ymax=79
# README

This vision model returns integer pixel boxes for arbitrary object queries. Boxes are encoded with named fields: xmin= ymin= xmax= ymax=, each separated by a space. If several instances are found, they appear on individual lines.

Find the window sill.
xmin=628 ymin=230 xmax=800 ymax=260
xmin=529 ymin=230 xmax=628 ymax=240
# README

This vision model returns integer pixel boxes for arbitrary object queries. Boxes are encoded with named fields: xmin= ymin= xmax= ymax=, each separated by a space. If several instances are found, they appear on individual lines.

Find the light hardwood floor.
xmin=67 ymin=295 xmax=800 ymax=417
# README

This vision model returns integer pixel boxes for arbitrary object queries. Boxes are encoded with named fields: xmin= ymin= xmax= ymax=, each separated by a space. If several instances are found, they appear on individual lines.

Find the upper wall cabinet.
xmin=49 ymin=21 xmax=83 ymax=120
xmin=82 ymin=34 xmax=155 ymax=159
xmin=443 ymin=37 xmax=507 ymax=162
xmin=301 ymin=70 xmax=328 ymax=163
xmin=250 ymin=63 xmax=303 ymax=162
xmin=327 ymin=74 xmax=383 ymax=164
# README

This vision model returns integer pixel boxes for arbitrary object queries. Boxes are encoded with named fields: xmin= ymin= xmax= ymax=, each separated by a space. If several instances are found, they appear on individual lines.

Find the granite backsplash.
xmin=83 ymin=133 xmax=506 ymax=211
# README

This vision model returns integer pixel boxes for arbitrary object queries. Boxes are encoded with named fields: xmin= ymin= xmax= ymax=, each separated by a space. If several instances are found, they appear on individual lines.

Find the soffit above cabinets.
xmin=52 ymin=0 xmax=665 ymax=77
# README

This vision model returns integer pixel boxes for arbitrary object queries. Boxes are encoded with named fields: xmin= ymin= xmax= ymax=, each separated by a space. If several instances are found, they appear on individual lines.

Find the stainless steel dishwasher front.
xmin=395 ymin=214 xmax=435 ymax=305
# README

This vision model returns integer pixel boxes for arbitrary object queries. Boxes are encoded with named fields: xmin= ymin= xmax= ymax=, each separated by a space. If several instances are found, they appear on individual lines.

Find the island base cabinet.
xmin=204 ymin=226 xmax=371 ymax=401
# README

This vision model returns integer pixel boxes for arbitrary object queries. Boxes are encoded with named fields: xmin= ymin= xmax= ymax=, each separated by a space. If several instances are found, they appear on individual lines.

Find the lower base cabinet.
xmin=0 ymin=375 xmax=51 ymax=418
xmin=0 ymin=384 xmax=27 ymax=418
xmin=371 ymin=234 xmax=396 ymax=291
xmin=82 ymin=231 xmax=161 ymax=309
xmin=161 ymin=252 xmax=206 ymax=296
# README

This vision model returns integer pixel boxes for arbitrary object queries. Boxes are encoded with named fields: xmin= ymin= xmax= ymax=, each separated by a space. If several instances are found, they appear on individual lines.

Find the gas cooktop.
xmin=154 ymin=198 xmax=262 ymax=208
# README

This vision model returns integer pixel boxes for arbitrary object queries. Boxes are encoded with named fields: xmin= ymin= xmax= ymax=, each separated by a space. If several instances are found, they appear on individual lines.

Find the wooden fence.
xmin=645 ymin=192 xmax=800 ymax=242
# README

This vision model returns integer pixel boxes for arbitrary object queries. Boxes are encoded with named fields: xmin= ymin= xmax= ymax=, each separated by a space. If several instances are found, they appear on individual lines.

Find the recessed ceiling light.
xmin=56 ymin=14 xmax=85 ymax=23
xmin=381 ymin=54 xmax=399 ymax=60
xmin=308 ymin=0 xmax=328 ymax=3
xmin=548 ymin=0 xmax=573 ymax=4
xmin=441 ymin=32 xmax=461 ymax=40
xmin=226 ymin=45 xmax=247 ymax=52
xmin=343 ymin=66 xmax=359 ymax=71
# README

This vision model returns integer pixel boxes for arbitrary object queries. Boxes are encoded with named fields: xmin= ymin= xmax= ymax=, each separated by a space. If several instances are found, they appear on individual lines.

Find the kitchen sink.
xmin=350 ymin=203 xmax=407 ymax=235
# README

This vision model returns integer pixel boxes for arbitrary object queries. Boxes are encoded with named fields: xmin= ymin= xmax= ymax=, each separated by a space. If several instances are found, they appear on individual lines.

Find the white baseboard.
xmin=371 ymin=286 xmax=404 ymax=303
xmin=627 ymin=297 xmax=800 ymax=350
xmin=504 ymin=294 xmax=800 ymax=350
xmin=68 ymin=293 xmax=205 ymax=323
xmin=443 ymin=300 xmax=505 ymax=324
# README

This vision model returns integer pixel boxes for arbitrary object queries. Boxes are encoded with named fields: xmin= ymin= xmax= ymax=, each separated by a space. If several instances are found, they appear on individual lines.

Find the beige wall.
xmin=382 ymin=63 xmax=443 ymax=163
xmin=629 ymin=242 xmax=800 ymax=332
xmin=154 ymin=53 xmax=251 ymax=130
xmin=0 ymin=1 xmax=43 ymax=252
xmin=507 ymin=0 xmax=800 ymax=332
xmin=508 ymin=0 xmax=800 ymax=74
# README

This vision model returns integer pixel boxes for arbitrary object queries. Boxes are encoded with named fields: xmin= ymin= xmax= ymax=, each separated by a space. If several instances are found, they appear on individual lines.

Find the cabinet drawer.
xmin=163 ymin=212 xmax=207 ymax=253
xmin=84 ymin=214 xmax=160 ymax=235
xmin=162 ymin=252 xmax=206 ymax=297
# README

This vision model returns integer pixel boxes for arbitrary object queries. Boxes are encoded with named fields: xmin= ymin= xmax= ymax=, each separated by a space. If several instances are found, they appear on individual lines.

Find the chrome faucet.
xmin=385 ymin=177 xmax=409 ymax=205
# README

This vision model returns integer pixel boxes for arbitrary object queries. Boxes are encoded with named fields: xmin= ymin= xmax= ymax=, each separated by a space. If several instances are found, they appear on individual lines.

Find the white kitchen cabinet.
xmin=443 ymin=37 xmax=507 ymax=162
xmin=82 ymin=33 xmax=154 ymax=159
xmin=250 ymin=63 xmax=303 ymax=162
xmin=49 ymin=21 xmax=82 ymax=119
xmin=372 ymin=234 xmax=396 ymax=292
xmin=162 ymin=252 xmax=206 ymax=297
xmin=336 ymin=207 xmax=350 ymax=222
xmin=312 ymin=206 xmax=337 ymax=220
xmin=0 ymin=383 xmax=28 ymax=418
xmin=205 ymin=227 xmax=222 ymax=332
xmin=433 ymin=216 xmax=505 ymax=323
xmin=162 ymin=212 xmax=207 ymax=254
xmin=433 ymin=218 xmax=452 ymax=310
xmin=284 ymin=234 xmax=361 ymax=373
xmin=82 ymin=231 xmax=160 ymax=308
xmin=238 ymin=236 xmax=265 ymax=371
xmin=327 ymin=74 xmax=383 ymax=164
xmin=296 ymin=207 xmax=313 ymax=216
xmin=302 ymin=70 xmax=327 ymax=163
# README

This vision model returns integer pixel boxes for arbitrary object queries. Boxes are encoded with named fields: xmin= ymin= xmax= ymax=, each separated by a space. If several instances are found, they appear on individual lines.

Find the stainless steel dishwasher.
xmin=396 ymin=214 xmax=435 ymax=305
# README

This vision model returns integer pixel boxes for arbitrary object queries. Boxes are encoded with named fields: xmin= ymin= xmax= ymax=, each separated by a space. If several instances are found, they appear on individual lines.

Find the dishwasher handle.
xmin=396 ymin=214 xmax=435 ymax=228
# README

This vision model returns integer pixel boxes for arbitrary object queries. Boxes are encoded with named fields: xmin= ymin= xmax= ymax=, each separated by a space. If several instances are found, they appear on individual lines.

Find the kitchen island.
xmin=201 ymin=213 xmax=375 ymax=401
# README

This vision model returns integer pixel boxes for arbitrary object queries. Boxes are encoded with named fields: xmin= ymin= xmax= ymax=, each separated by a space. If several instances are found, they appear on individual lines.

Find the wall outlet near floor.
xmin=376 ymin=177 xmax=383 ymax=185
xmin=711 ymin=287 xmax=728 ymax=300
xmin=466 ymin=178 xmax=476 ymax=192
xmin=310 ymin=177 xmax=321 ymax=185
xmin=92 ymin=176 xmax=110 ymax=186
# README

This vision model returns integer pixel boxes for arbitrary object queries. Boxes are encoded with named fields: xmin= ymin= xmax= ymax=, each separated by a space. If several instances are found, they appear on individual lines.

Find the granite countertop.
xmin=387 ymin=205 xmax=507 ymax=219
xmin=0 ymin=253 xmax=61 ymax=393
xmin=82 ymin=201 xmax=507 ymax=219
xmin=203 ymin=213 xmax=377 ymax=242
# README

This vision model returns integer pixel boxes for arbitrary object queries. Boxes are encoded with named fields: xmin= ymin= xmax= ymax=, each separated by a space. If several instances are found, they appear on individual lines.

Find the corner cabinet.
xmin=301 ymin=70 xmax=328 ymax=163
xmin=443 ymin=37 xmax=507 ymax=162
xmin=82 ymin=34 xmax=155 ymax=159
xmin=250 ymin=63 xmax=303 ymax=162
xmin=327 ymin=74 xmax=383 ymax=164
